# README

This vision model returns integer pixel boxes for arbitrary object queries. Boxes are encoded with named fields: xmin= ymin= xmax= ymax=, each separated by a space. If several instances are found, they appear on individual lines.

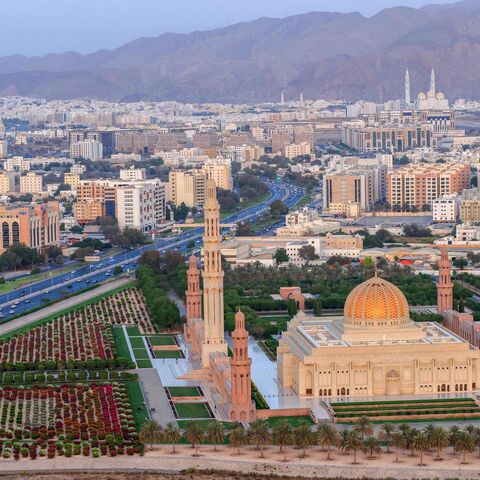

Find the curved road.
xmin=0 ymin=180 xmax=304 ymax=321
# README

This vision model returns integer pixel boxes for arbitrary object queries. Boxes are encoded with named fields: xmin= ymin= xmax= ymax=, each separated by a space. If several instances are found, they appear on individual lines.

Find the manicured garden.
xmin=173 ymin=402 xmax=212 ymax=419
xmin=167 ymin=386 xmax=202 ymax=397
xmin=331 ymin=397 xmax=480 ymax=423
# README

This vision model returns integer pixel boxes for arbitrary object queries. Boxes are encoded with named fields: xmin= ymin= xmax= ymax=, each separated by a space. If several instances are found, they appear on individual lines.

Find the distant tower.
xmin=405 ymin=69 xmax=411 ymax=105
xmin=430 ymin=68 xmax=436 ymax=97
xmin=300 ymin=91 xmax=304 ymax=107
xmin=437 ymin=246 xmax=453 ymax=314
xmin=280 ymin=91 xmax=285 ymax=105
xmin=201 ymin=179 xmax=228 ymax=366
xmin=229 ymin=309 xmax=256 ymax=422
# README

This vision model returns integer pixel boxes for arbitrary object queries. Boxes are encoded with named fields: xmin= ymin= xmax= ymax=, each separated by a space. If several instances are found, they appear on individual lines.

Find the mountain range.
xmin=1 ymin=0 xmax=480 ymax=103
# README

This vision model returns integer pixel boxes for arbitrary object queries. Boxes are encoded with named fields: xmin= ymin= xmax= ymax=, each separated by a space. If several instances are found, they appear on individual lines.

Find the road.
xmin=0 ymin=180 xmax=304 ymax=321
xmin=0 ymin=276 xmax=133 ymax=337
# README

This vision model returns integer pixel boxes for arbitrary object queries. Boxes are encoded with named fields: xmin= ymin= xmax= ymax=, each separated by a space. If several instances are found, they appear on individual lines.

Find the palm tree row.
xmin=139 ymin=416 xmax=480 ymax=465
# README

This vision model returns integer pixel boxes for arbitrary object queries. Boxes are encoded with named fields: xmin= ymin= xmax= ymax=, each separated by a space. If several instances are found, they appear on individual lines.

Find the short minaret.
xmin=185 ymin=255 xmax=202 ymax=321
xmin=229 ymin=309 xmax=256 ymax=422
xmin=201 ymin=179 xmax=228 ymax=366
xmin=437 ymin=246 xmax=453 ymax=314
xmin=405 ymin=69 xmax=411 ymax=105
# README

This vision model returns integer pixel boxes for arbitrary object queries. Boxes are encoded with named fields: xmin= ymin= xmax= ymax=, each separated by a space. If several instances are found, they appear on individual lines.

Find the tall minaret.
xmin=430 ymin=68 xmax=436 ymax=97
xmin=201 ymin=179 xmax=227 ymax=366
xmin=280 ymin=91 xmax=285 ymax=105
xmin=437 ymin=246 xmax=453 ymax=315
xmin=229 ymin=309 xmax=256 ymax=422
xmin=300 ymin=91 xmax=304 ymax=107
xmin=185 ymin=255 xmax=202 ymax=321
xmin=405 ymin=69 xmax=411 ymax=105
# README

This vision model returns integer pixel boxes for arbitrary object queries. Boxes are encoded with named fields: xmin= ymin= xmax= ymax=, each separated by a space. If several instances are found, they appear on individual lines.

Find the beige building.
xmin=19 ymin=172 xmax=43 ymax=194
xmin=201 ymin=159 xmax=232 ymax=191
xmin=64 ymin=173 xmax=81 ymax=190
xmin=168 ymin=170 xmax=206 ymax=208
xmin=278 ymin=275 xmax=480 ymax=398
xmin=284 ymin=142 xmax=312 ymax=159
xmin=0 ymin=173 xmax=15 ymax=194
xmin=119 ymin=166 xmax=146 ymax=181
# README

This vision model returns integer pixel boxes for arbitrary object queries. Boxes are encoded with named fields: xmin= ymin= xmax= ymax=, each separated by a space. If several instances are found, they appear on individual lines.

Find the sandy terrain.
xmin=2 ymin=445 xmax=480 ymax=479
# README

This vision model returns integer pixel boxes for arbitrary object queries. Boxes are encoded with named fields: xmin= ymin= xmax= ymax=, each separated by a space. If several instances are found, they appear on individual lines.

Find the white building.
xmin=285 ymin=207 xmax=318 ymax=226
xmin=119 ymin=166 xmax=146 ymax=181
xmin=432 ymin=194 xmax=459 ymax=223
xmin=110 ymin=153 xmax=141 ymax=163
xmin=70 ymin=140 xmax=103 ymax=161
xmin=115 ymin=180 xmax=165 ymax=233
xmin=4 ymin=156 xmax=31 ymax=172
xmin=456 ymin=223 xmax=480 ymax=242
xmin=70 ymin=164 xmax=87 ymax=175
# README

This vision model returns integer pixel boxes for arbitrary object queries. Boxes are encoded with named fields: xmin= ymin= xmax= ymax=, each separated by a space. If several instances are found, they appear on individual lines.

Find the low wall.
xmin=256 ymin=408 xmax=311 ymax=419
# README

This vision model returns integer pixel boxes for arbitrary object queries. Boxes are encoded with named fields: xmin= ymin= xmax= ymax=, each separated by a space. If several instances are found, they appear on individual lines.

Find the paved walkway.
xmin=137 ymin=368 xmax=177 ymax=426
xmin=0 ymin=276 xmax=133 ymax=336
xmin=167 ymin=289 xmax=186 ymax=317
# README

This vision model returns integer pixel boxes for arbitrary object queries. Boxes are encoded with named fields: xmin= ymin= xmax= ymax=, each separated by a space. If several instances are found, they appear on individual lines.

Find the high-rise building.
xmin=4 ymin=157 xmax=30 ymax=172
xmin=64 ymin=173 xmax=81 ymax=190
xmin=284 ymin=142 xmax=312 ymax=159
xmin=70 ymin=140 xmax=103 ymax=161
xmin=168 ymin=170 xmax=206 ymax=208
xmin=201 ymin=158 xmax=232 ymax=191
xmin=19 ymin=172 xmax=43 ymax=194
xmin=0 ymin=201 xmax=60 ymax=253
xmin=0 ymin=173 xmax=15 ymax=194
xmin=119 ymin=166 xmax=146 ymax=181
xmin=405 ymin=69 xmax=411 ymax=105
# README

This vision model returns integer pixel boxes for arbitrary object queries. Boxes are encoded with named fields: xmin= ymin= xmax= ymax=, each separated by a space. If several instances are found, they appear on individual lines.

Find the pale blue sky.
xmin=3 ymin=0 xmax=456 ymax=56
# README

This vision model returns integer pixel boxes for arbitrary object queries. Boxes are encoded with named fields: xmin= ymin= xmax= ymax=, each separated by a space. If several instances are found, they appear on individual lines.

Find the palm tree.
xmin=464 ymin=424 xmax=476 ymax=436
xmin=341 ymin=430 xmax=363 ymax=465
xmin=413 ymin=432 xmax=430 ymax=466
xmin=294 ymin=421 xmax=315 ymax=458
xmin=430 ymin=426 xmax=449 ymax=461
xmin=362 ymin=436 xmax=382 ymax=459
xmin=391 ymin=431 xmax=405 ymax=463
xmin=456 ymin=432 xmax=474 ymax=465
xmin=473 ymin=427 xmax=480 ymax=458
xmin=405 ymin=428 xmax=419 ymax=457
xmin=354 ymin=416 xmax=373 ymax=440
xmin=379 ymin=424 xmax=395 ymax=453
xmin=206 ymin=420 xmax=225 ymax=451
xmin=139 ymin=420 xmax=163 ymax=450
xmin=317 ymin=423 xmax=340 ymax=460
xmin=183 ymin=421 xmax=204 ymax=456
xmin=248 ymin=419 xmax=271 ymax=459
xmin=272 ymin=420 xmax=294 ymax=461
xmin=164 ymin=422 xmax=181 ymax=454
xmin=229 ymin=426 xmax=248 ymax=456
xmin=423 ymin=424 xmax=435 ymax=450
xmin=339 ymin=429 xmax=350 ymax=456
xmin=448 ymin=425 xmax=462 ymax=455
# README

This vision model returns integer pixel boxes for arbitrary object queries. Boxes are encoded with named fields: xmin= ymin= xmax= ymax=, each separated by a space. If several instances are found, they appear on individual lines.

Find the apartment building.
xmin=284 ymin=142 xmax=312 ymax=159
xmin=201 ymin=158 xmax=232 ymax=191
xmin=387 ymin=163 xmax=470 ymax=209
xmin=168 ymin=170 xmax=206 ymax=208
xmin=70 ymin=164 xmax=86 ymax=175
xmin=19 ymin=172 xmax=43 ymax=194
xmin=432 ymin=194 xmax=459 ymax=222
xmin=0 ymin=173 xmax=15 ymax=194
xmin=4 ymin=157 xmax=30 ymax=172
xmin=70 ymin=139 xmax=103 ymax=161
xmin=119 ymin=166 xmax=146 ymax=181
xmin=0 ymin=201 xmax=60 ymax=253
xmin=342 ymin=122 xmax=436 ymax=152
xmin=64 ymin=173 xmax=81 ymax=190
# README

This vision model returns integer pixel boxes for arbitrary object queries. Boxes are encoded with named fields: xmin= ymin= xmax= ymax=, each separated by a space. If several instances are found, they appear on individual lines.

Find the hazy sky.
xmin=3 ymin=0 xmax=456 ymax=57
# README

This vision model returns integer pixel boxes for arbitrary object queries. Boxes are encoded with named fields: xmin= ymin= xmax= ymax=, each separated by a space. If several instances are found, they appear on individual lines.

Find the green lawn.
xmin=154 ymin=350 xmax=183 ymax=359
xmin=259 ymin=316 xmax=291 ymax=322
xmin=132 ymin=347 xmax=150 ymax=359
xmin=124 ymin=381 xmax=149 ymax=430
xmin=0 ymin=283 xmax=136 ymax=341
xmin=148 ymin=335 xmax=176 ymax=346
xmin=126 ymin=326 xmax=141 ymax=336
xmin=177 ymin=420 xmax=232 ymax=430
xmin=266 ymin=416 xmax=314 ymax=427
xmin=136 ymin=359 xmax=153 ymax=368
xmin=111 ymin=327 xmax=133 ymax=362
xmin=174 ymin=402 xmax=212 ymax=419
xmin=129 ymin=337 xmax=146 ymax=348
xmin=168 ymin=386 xmax=202 ymax=397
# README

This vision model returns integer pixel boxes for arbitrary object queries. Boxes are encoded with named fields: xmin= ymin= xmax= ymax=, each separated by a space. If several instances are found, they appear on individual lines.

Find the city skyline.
xmin=3 ymin=0 xmax=457 ymax=57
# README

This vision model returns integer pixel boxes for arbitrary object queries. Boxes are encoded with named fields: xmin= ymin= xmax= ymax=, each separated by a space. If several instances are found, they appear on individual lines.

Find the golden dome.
xmin=344 ymin=274 xmax=410 ymax=328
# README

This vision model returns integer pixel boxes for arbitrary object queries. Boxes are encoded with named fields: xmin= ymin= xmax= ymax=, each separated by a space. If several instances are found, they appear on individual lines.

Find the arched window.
xmin=11 ymin=222 xmax=19 ymax=245
xmin=2 ymin=222 xmax=9 ymax=249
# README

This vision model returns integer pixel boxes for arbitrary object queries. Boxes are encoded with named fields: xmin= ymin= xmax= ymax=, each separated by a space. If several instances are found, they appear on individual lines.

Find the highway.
xmin=0 ymin=180 xmax=304 ymax=321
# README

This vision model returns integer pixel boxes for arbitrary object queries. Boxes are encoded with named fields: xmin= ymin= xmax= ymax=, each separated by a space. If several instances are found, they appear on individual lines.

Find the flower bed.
xmin=0 ymin=289 xmax=156 ymax=366
xmin=0 ymin=383 xmax=141 ymax=458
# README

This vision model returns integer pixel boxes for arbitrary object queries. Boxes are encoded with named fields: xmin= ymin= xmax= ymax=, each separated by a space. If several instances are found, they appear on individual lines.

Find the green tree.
xmin=273 ymin=248 xmax=289 ymax=265
xmin=113 ymin=265 xmax=123 ymax=275
xmin=317 ymin=423 xmax=340 ymax=460
xmin=449 ymin=425 xmax=461 ymax=455
xmin=269 ymin=200 xmax=288 ymax=216
xmin=456 ymin=432 xmax=474 ymax=464
xmin=430 ymin=426 xmax=449 ymax=461
xmin=287 ymin=298 xmax=298 ymax=317
xmin=354 ymin=416 xmax=373 ymax=440
xmin=340 ymin=430 xmax=363 ymax=465
xmin=413 ymin=432 xmax=430 ymax=466
xmin=272 ymin=420 xmax=294 ymax=461
xmin=379 ymin=424 xmax=395 ymax=453
xmin=164 ymin=422 xmax=181 ymax=454
xmin=248 ymin=419 xmax=271 ymax=459
xmin=294 ymin=421 xmax=314 ymax=458
xmin=139 ymin=420 xmax=163 ymax=450
xmin=183 ymin=421 xmax=204 ymax=456
xmin=298 ymin=244 xmax=318 ymax=264
xmin=206 ymin=421 xmax=225 ymax=451
xmin=362 ymin=436 xmax=382 ymax=459
xmin=453 ymin=258 xmax=468 ymax=269
xmin=229 ymin=426 xmax=248 ymax=455
xmin=391 ymin=431 xmax=405 ymax=463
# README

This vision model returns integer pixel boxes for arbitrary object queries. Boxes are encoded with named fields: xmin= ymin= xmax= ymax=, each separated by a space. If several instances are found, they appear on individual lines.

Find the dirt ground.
xmin=0 ymin=474 xmax=345 ymax=480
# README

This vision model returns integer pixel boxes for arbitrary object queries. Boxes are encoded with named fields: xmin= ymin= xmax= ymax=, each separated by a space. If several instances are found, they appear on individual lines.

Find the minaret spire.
xmin=201 ymin=179 xmax=227 ymax=366
xmin=405 ymin=69 xmax=411 ymax=105
xmin=430 ymin=68 xmax=436 ymax=97
xmin=437 ymin=246 xmax=453 ymax=315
